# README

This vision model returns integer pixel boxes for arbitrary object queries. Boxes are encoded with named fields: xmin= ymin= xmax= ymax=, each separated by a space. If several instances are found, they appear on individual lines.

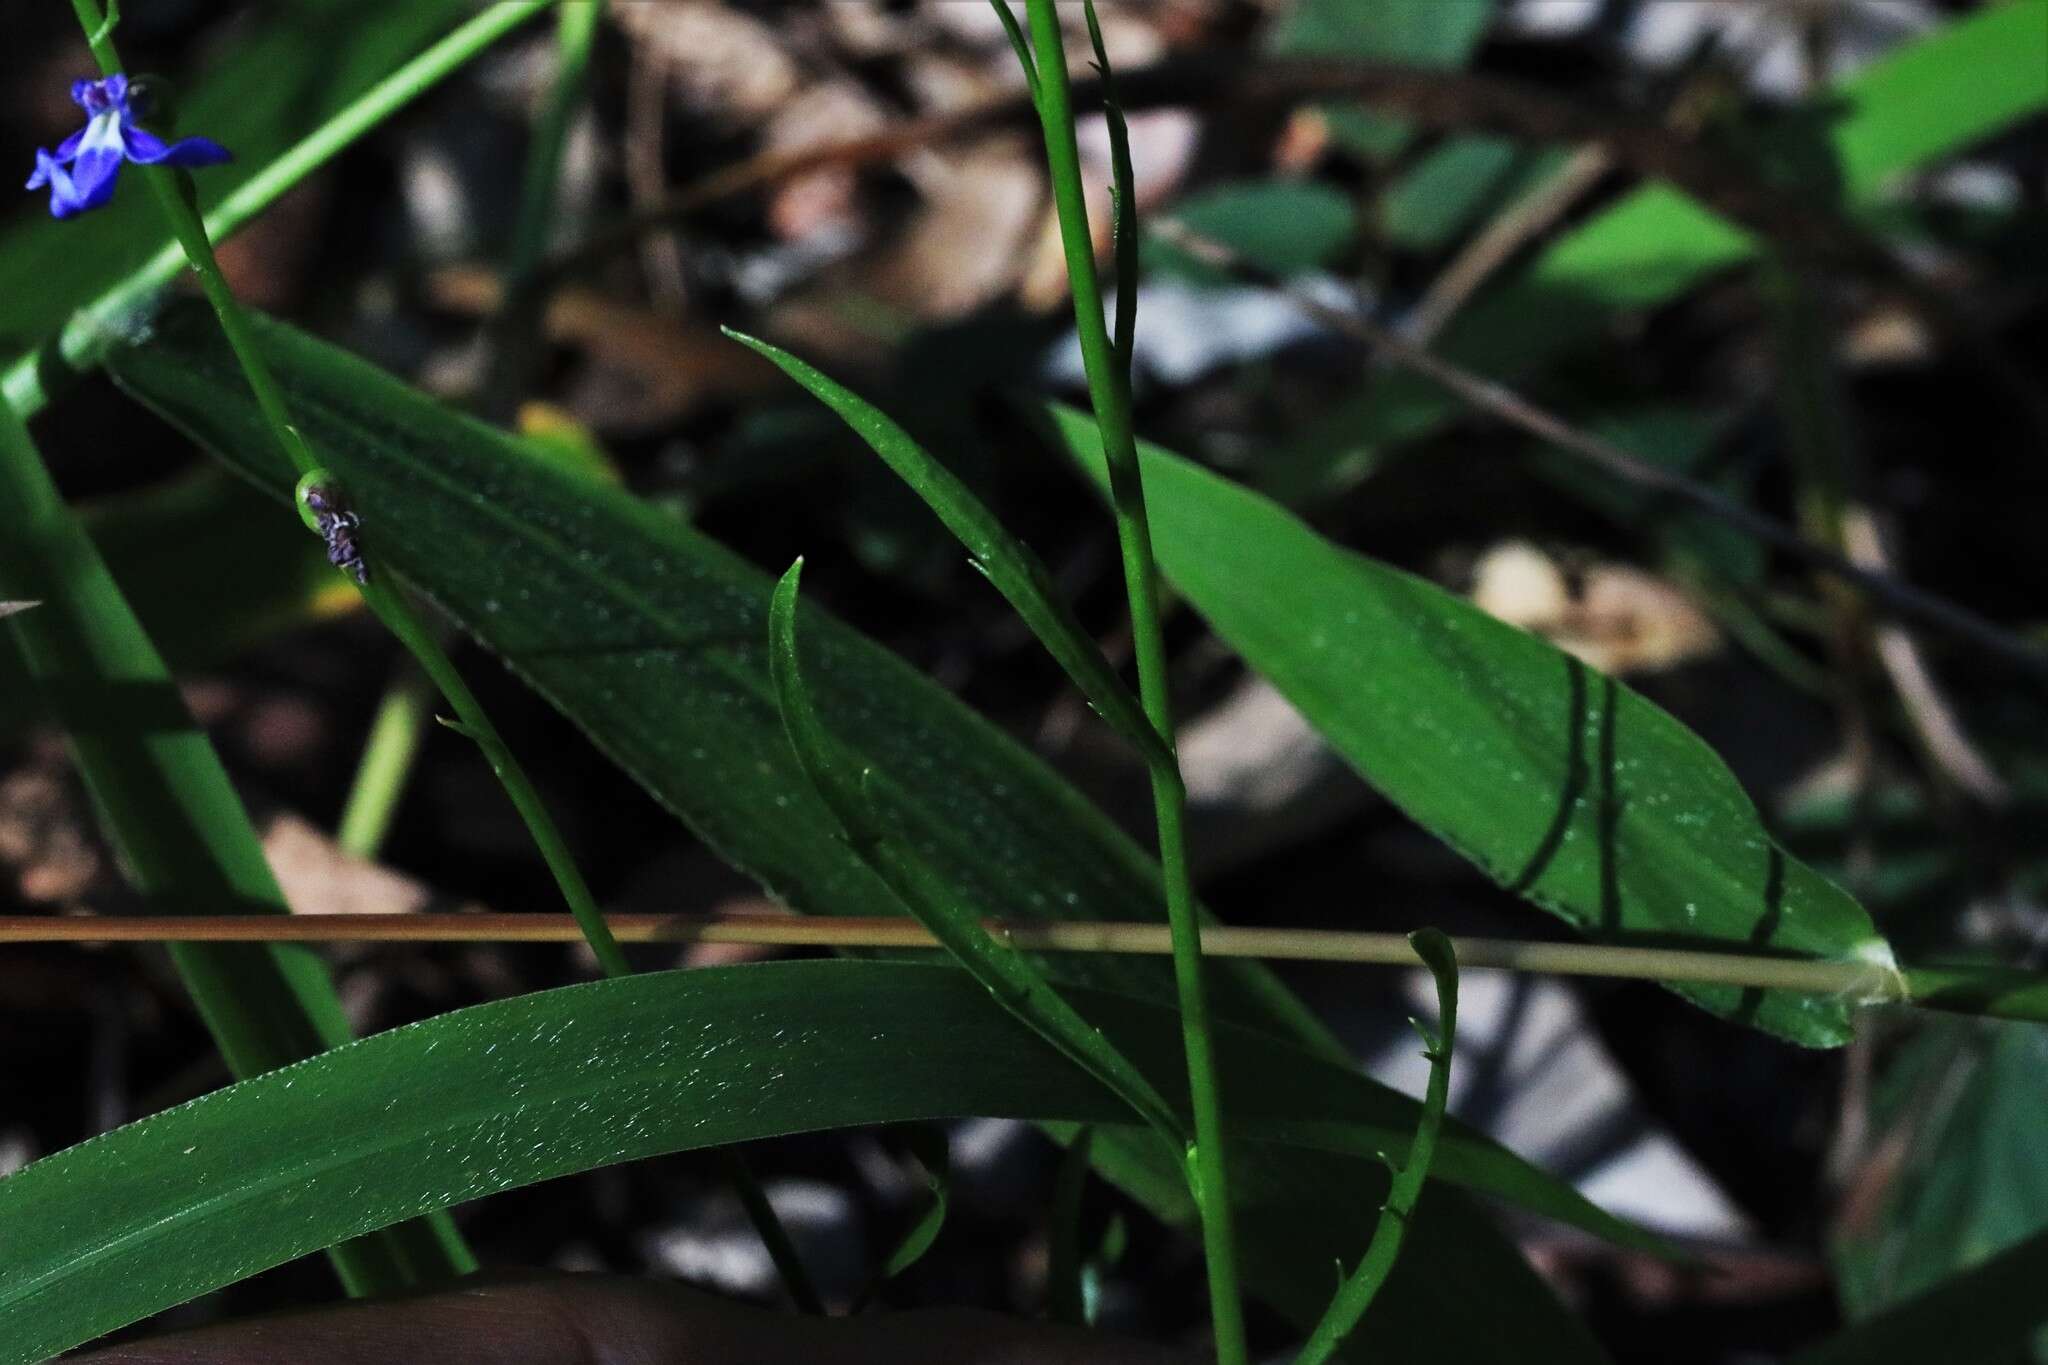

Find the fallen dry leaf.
xmin=612 ymin=1 xmax=800 ymax=124
xmin=427 ymin=267 xmax=782 ymax=429
xmin=263 ymin=813 xmax=432 ymax=918
xmin=1471 ymin=540 xmax=1720 ymax=675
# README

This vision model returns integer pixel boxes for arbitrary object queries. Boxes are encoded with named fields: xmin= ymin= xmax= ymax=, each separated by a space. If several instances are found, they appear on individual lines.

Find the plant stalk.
xmin=0 ymin=399 xmax=473 ymax=1294
xmin=1016 ymin=2 xmax=1243 ymax=1358
xmin=16 ymin=914 xmax=2046 ymax=1020
xmin=482 ymin=0 xmax=606 ymax=418
xmin=68 ymin=0 xmax=628 ymax=982
xmin=6 ymin=0 xmax=556 ymax=419
xmin=335 ymin=666 xmax=432 ymax=858
xmin=1294 ymin=932 xmax=1457 ymax=1364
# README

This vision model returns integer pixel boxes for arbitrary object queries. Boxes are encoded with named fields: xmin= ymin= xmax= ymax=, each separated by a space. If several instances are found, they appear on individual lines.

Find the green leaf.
xmin=0 ymin=405 xmax=466 ymax=1292
xmin=106 ymin=304 xmax=1640 ymax=1360
xmin=1269 ymin=0 xmax=2048 ymax=495
xmin=1045 ymin=403 xmax=1885 ymax=1047
xmin=0 ymin=959 xmax=1603 ymax=1365
xmin=730 ymin=331 xmax=1165 ymax=771
xmin=1267 ymin=0 xmax=1493 ymax=159
xmin=1834 ymin=1020 xmax=2048 ymax=1342
xmin=1152 ymin=181 xmax=1357 ymax=282
xmin=1793 ymin=1224 xmax=2048 ymax=1365
xmin=853 ymin=1126 xmax=952 ymax=1310
xmin=1379 ymin=138 xmax=1568 ymax=251
xmin=0 ymin=470 xmax=337 ymax=739
xmin=768 ymin=558 xmax=1182 ymax=1143
xmin=0 ymin=0 xmax=467 ymax=353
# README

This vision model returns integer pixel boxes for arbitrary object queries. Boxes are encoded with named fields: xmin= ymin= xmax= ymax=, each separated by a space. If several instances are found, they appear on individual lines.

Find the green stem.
xmin=6 ymin=0 xmax=556 ymax=420
xmin=335 ymin=666 xmax=432 ymax=859
xmin=509 ymin=1 xmax=604 ymax=285
xmin=363 ymin=579 xmax=628 ymax=979
xmin=1294 ymin=932 xmax=1457 ymax=1364
xmin=721 ymin=1147 xmax=826 ymax=1316
xmin=483 ymin=0 xmax=606 ymax=418
xmin=1017 ymin=3 xmax=1244 ymax=1360
xmin=67 ymin=0 xmax=627 ymax=983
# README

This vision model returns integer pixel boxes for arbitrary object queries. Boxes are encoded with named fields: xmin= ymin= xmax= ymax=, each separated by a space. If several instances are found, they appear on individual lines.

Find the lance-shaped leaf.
xmin=3 ymin=959 xmax=1609 ymax=1365
xmin=730 ymin=330 xmax=1168 ymax=774
xmin=770 ymin=559 xmax=1184 ymax=1144
xmin=106 ymin=303 xmax=1643 ymax=1361
xmin=1046 ymin=404 xmax=1887 ymax=1047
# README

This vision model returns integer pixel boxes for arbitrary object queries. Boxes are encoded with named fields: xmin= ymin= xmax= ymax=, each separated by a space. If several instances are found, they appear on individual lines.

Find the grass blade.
xmin=769 ymin=559 xmax=1184 ymax=1145
xmin=728 ymin=329 xmax=1166 ymax=772
xmin=0 ymin=958 xmax=1612 ymax=1365
xmin=0 ymin=402 xmax=469 ymax=1294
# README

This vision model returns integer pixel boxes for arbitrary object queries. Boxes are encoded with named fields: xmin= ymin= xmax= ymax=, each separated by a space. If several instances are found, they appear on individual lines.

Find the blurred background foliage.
xmin=3 ymin=0 xmax=2046 ymax=1360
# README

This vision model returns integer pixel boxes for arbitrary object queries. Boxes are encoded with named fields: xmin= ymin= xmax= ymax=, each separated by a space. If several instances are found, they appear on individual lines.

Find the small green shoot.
xmin=1294 ymin=930 xmax=1459 ymax=1365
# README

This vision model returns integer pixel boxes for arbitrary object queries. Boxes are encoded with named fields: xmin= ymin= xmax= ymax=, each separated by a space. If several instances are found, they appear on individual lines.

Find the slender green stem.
xmin=1294 ymin=932 xmax=1457 ymax=1364
xmin=509 ymin=1 xmax=604 ymax=285
xmin=6 ymin=0 xmax=556 ymax=420
xmin=1016 ymin=3 xmax=1244 ymax=1360
xmin=483 ymin=0 xmax=606 ymax=418
xmin=67 ymin=0 xmax=627 ymax=982
xmin=364 ymin=579 xmax=628 ymax=979
xmin=1047 ymin=1127 xmax=1097 ymax=1326
xmin=335 ymin=666 xmax=432 ymax=859
xmin=721 ymin=1147 xmax=826 ymax=1316
xmin=476 ymin=0 xmax=820 ymax=1305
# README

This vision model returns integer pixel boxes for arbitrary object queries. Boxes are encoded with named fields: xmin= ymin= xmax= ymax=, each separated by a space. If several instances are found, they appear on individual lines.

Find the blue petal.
xmin=64 ymin=111 xmax=125 ymax=208
xmin=53 ymin=125 xmax=86 ymax=163
xmin=56 ymin=159 xmax=119 ymax=216
xmin=28 ymin=153 xmax=93 ymax=219
xmin=25 ymin=149 xmax=59 ymax=191
xmin=123 ymin=128 xmax=233 ymax=168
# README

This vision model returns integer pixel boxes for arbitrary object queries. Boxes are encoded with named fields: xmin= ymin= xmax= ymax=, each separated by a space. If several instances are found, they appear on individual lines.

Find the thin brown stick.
xmin=1406 ymin=144 xmax=1612 ymax=348
xmin=1841 ymin=506 xmax=2009 ymax=804
xmin=0 ymin=913 xmax=1901 ymax=996
xmin=1151 ymin=221 xmax=2048 ymax=681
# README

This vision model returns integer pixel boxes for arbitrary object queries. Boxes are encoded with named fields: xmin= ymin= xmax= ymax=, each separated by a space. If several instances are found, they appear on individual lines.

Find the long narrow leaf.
xmin=730 ymin=330 xmax=1167 ymax=773
xmin=0 ymin=404 xmax=468 ymax=1293
xmin=106 ymin=304 xmax=1638 ymax=1361
xmin=2 ymin=959 xmax=1600 ymax=1365
xmin=769 ymin=559 xmax=1183 ymax=1143
xmin=1047 ymin=403 xmax=1886 ymax=1046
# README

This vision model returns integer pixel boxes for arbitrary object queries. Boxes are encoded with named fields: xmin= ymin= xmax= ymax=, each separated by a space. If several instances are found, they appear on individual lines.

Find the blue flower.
xmin=24 ymin=75 xmax=231 ymax=219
